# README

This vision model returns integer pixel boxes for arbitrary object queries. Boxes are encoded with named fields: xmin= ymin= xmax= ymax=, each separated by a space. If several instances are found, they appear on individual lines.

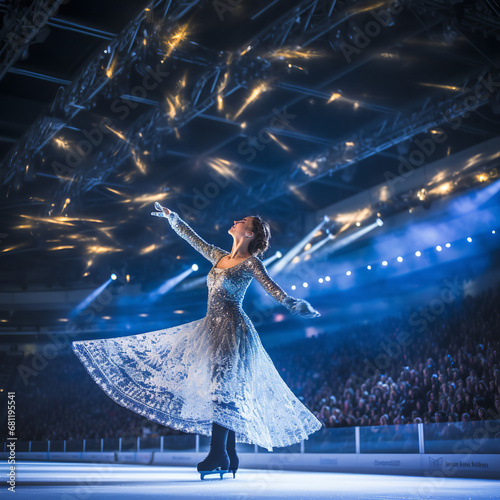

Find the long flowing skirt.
xmin=71 ymin=309 xmax=322 ymax=451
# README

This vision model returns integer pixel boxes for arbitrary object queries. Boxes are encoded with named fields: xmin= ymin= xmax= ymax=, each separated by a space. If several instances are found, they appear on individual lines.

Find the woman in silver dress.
xmin=72 ymin=202 xmax=322 ymax=480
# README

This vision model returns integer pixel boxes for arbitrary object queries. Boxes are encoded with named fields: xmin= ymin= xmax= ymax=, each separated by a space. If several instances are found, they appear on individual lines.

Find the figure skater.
xmin=72 ymin=202 xmax=322 ymax=480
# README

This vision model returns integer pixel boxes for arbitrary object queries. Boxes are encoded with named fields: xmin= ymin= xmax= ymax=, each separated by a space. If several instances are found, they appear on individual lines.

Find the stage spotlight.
xmin=149 ymin=265 xmax=197 ymax=301
xmin=467 ymin=237 xmax=472 ymax=242
xmin=72 ymin=278 xmax=113 ymax=315
xmin=346 ymin=271 xmax=351 ymax=276
xmin=376 ymin=218 xmax=383 ymax=226
xmin=270 ymin=216 xmax=329 ymax=274
xmin=397 ymin=256 xmax=403 ymax=262
xmin=276 ymin=251 xmax=282 ymax=258
xmin=111 ymin=274 xmax=117 ymax=280
xmin=382 ymin=260 xmax=388 ymax=266
xmin=367 ymin=265 xmax=371 ymax=270
xmin=436 ymin=245 xmax=442 ymax=251
xmin=325 ymin=276 xmax=330 ymax=281
xmin=318 ymin=278 xmax=324 ymax=283
xmin=415 ymin=251 xmax=421 ymax=257
xmin=191 ymin=264 xmax=199 ymax=271
xmin=445 ymin=243 xmax=451 ymax=248
xmin=493 ymin=230 xmax=496 ymax=234
xmin=303 ymin=282 xmax=308 ymax=287
xmin=291 ymin=285 xmax=296 ymax=290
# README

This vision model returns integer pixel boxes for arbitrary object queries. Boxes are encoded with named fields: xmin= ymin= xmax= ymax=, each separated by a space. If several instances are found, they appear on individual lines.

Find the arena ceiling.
xmin=0 ymin=0 xmax=500 ymax=288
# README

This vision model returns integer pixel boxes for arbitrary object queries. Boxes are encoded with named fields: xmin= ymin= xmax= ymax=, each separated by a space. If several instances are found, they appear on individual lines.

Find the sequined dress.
xmin=72 ymin=211 xmax=323 ymax=451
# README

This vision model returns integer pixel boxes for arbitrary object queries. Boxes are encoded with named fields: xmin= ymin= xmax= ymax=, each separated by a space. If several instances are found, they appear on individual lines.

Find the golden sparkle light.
xmin=267 ymin=132 xmax=290 ymax=152
xmin=1 ymin=243 xmax=28 ymax=253
xmin=140 ymin=244 xmax=158 ymax=255
xmin=86 ymin=245 xmax=123 ymax=255
xmin=348 ymin=0 xmax=389 ymax=15
xmin=417 ymin=188 xmax=427 ymax=201
xmin=418 ymin=82 xmax=461 ymax=91
xmin=233 ymin=82 xmax=270 ymax=119
xmin=61 ymin=198 xmax=70 ymax=214
xmin=104 ymin=124 xmax=130 ymax=144
xmin=335 ymin=207 xmax=372 ymax=228
xmin=105 ymin=187 xmax=127 ymax=197
xmin=268 ymin=47 xmax=322 ymax=60
xmin=48 ymin=245 xmax=75 ymax=251
xmin=131 ymin=148 xmax=147 ymax=174
xmin=54 ymin=137 xmax=71 ymax=150
xmin=162 ymin=24 xmax=189 ymax=61
xmin=240 ymin=45 xmax=252 ymax=56
xmin=327 ymin=92 xmax=342 ymax=103
xmin=206 ymin=157 xmax=241 ymax=183
xmin=106 ymin=55 xmax=118 ymax=79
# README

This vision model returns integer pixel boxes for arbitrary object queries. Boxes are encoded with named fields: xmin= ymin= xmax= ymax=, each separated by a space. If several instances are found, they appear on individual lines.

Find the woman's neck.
xmin=229 ymin=239 xmax=251 ymax=259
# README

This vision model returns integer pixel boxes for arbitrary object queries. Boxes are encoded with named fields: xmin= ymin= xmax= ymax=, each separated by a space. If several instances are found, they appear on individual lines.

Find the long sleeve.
xmin=249 ymin=257 xmax=321 ymax=318
xmin=249 ymin=256 xmax=289 ymax=304
xmin=165 ymin=211 xmax=226 ymax=265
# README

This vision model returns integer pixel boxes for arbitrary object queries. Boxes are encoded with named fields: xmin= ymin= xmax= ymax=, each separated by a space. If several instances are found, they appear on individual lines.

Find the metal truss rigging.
xmin=44 ymin=0 xmax=353 ymax=200
xmin=219 ymin=67 xmax=500 ymax=218
xmin=0 ymin=0 xmax=202 ymax=187
xmin=0 ymin=0 xmax=67 ymax=81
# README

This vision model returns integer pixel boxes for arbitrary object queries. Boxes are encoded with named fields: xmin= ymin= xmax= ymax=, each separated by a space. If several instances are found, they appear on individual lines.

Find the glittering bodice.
xmin=207 ymin=256 xmax=254 ymax=311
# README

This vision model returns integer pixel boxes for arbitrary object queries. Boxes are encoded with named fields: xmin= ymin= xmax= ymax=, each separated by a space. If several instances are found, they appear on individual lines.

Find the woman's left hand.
xmin=284 ymin=297 xmax=321 ymax=318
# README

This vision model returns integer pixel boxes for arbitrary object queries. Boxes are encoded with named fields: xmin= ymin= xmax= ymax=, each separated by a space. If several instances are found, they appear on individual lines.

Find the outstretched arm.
xmin=164 ymin=211 xmax=226 ymax=265
xmin=249 ymin=257 xmax=320 ymax=318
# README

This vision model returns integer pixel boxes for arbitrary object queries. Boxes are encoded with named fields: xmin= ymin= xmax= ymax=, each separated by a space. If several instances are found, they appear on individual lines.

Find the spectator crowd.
xmin=270 ymin=285 xmax=500 ymax=429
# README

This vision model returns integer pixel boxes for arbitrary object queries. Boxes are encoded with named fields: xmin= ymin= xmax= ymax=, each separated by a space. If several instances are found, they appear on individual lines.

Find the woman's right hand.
xmin=154 ymin=201 xmax=171 ymax=216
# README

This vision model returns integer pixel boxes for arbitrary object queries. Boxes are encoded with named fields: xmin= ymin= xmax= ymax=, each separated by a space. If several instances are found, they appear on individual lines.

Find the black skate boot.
xmin=197 ymin=422 xmax=230 ymax=480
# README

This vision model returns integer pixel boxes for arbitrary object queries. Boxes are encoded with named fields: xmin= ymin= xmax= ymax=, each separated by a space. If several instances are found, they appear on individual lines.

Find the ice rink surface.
xmin=2 ymin=461 xmax=499 ymax=499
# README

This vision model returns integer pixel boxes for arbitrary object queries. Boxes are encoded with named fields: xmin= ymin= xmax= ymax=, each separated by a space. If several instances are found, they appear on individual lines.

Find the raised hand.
xmin=151 ymin=201 xmax=171 ymax=218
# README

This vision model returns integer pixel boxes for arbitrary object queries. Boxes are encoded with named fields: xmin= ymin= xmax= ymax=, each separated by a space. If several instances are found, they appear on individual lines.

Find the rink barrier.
xmin=2 ymin=420 xmax=499 ymax=479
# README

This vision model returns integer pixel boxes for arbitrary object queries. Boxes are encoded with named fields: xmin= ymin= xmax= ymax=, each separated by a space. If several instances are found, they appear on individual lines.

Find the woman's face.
xmin=229 ymin=216 xmax=254 ymax=239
